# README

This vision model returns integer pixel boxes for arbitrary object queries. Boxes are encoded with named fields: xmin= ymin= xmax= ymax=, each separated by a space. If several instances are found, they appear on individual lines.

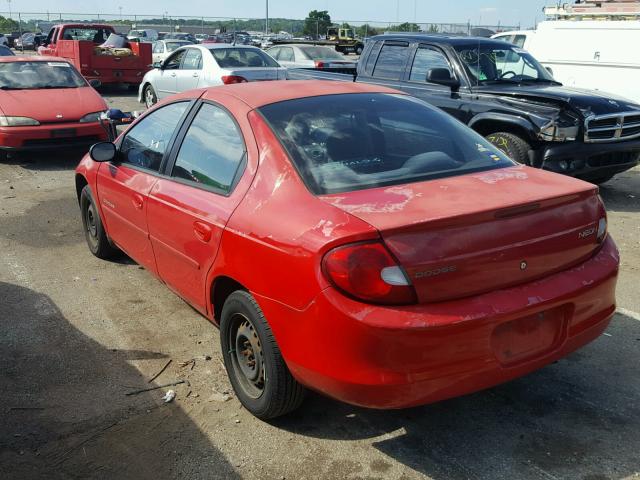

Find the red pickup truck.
xmin=38 ymin=24 xmax=152 ymax=87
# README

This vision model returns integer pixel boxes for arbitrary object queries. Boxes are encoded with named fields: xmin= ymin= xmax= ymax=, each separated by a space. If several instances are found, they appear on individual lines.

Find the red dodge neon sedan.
xmin=75 ymin=81 xmax=618 ymax=419
xmin=0 ymin=56 xmax=108 ymax=154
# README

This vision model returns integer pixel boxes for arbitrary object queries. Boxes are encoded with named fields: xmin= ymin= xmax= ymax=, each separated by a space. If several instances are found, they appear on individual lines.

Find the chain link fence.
xmin=0 ymin=12 xmax=519 ymax=39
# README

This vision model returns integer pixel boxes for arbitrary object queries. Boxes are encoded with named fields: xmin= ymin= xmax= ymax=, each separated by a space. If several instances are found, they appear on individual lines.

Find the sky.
xmin=1 ymin=1 xmax=549 ymax=28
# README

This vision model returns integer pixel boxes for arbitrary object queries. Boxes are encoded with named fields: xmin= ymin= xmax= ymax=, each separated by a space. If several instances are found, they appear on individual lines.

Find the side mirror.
xmin=89 ymin=142 xmax=117 ymax=163
xmin=426 ymin=68 xmax=460 ymax=89
xmin=152 ymin=61 xmax=163 ymax=69
xmin=89 ymin=79 xmax=101 ymax=89
xmin=545 ymin=66 xmax=554 ymax=77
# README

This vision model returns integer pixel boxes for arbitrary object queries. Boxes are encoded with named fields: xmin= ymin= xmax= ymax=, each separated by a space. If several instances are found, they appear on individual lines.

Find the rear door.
xmin=97 ymin=101 xmax=192 ymax=273
xmin=175 ymin=48 xmax=202 ymax=93
xmin=155 ymin=49 xmax=186 ymax=98
xmin=147 ymin=101 xmax=250 ymax=311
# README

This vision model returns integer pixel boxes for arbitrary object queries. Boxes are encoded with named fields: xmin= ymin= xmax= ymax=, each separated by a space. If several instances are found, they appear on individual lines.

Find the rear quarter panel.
xmin=212 ymin=109 xmax=379 ymax=311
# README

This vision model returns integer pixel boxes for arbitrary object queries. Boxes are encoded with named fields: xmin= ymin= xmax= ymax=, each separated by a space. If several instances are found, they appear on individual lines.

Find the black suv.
xmin=294 ymin=34 xmax=640 ymax=183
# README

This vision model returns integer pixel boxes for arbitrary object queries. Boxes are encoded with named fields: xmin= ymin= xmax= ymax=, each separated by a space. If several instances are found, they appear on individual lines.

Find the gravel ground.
xmin=0 ymin=87 xmax=639 ymax=480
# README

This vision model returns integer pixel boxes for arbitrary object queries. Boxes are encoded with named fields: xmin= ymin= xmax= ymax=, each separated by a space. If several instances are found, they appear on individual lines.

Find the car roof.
xmin=0 ymin=55 xmax=70 ymax=63
xmin=205 ymin=44 xmax=261 ymax=50
xmin=369 ymin=33 xmax=516 ymax=48
xmin=200 ymin=80 xmax=401 ymax=108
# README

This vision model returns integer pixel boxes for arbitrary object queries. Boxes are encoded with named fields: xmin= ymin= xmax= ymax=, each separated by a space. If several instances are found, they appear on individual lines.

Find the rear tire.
xmin=355 ymin=45 xmax=363 ymax=55
xmin=486 ymin=132 xmax=531 ymax=165
xmin=143 ymin=84 xmax=157 ymax=108
xmin=80 ymin=185 xmax=117 ymax=260
xmin=220 ymin=291 xmax=305 ymax=420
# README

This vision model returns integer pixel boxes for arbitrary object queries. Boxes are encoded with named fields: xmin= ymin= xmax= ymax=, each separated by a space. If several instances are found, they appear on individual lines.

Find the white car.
xmin=265 ymin=44 xmax=356 ymax=70
xmin=151 ymin=40 xmax=194 ymax=64
xmin=139 ymin=44 xmax=286 ymax=108
xmin=127 ymin=29 xmax=159 ymax=43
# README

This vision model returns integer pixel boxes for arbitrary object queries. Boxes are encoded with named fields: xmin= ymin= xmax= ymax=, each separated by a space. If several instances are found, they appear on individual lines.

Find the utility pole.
xmin=7 ymin=0 xmax=11 ymax=20
xmin=265 ymin=0 xmax=269 ymax=34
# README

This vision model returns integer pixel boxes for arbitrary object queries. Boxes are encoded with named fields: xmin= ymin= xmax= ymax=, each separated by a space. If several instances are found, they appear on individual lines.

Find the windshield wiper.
xmin=518 ymin=78 xmax=563 ymax=86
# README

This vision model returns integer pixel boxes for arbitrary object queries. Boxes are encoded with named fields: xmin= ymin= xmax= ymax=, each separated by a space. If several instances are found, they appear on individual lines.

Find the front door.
xmin=154 ymin=49 xmax=186 ymax=99
xmin=402 ymin=44 xmax=468 ymax=122
xmin=147 ymin=102 xmax=248 ymax=311
xmin=97 ymin=101 xmax=191 ymax=272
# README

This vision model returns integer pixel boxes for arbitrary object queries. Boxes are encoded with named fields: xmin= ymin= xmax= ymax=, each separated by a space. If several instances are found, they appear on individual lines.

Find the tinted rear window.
xmin=259 ymin=93 xmax=514 ymax=195
xmin=209 ymin=48 xmax=279 ymax=68
xmin=372 ymin=43 xmax=410 ymax=80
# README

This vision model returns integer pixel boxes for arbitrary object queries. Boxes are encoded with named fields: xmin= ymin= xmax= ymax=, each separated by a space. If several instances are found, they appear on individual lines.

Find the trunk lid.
xmin=321 ymin=166 xmax=604 ymax=303
xmin=225 ymin=67 xmax=287 ymax=82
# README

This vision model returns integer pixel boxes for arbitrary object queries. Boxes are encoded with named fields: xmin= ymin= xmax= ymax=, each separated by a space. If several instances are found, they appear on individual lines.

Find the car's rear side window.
xmin=372 ymin=42 xmax=410 ymax=80
xmin=259 ymin=93 xmax=514 ymax=195
xmin=171 ymin=103 xmax=246 ymax=194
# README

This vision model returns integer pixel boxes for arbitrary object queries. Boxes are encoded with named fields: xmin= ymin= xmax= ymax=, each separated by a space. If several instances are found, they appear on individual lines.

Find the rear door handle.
xmin=193 ymin=221 xmax=212 ymax=243
xmin=132 ymin=193 xmax=144 ymax=210
xmin=170 ymin=72 xmax=177 ymax=77
xmin=192 ymin=73 xmax=199 ymax=78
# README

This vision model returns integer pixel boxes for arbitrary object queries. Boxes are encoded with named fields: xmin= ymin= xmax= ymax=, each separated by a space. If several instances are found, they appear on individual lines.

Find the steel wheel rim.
xmin=145 ymin=88 xmax=154 ymax=108
xmin=228 ymin=312 xmax=265 ymax=399
xmin=85 ymin=203 xmax=98 ymax=241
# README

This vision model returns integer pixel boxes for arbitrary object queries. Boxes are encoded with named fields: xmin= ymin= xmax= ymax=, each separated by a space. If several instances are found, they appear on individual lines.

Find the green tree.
xmin=357 ymin=24 xmax=380 ymax=38
xmin=303 ymin=10 xmax=332 ymax=38
xmin=427 ymin=24 xmax=440 ymax=33
xmin=389 ymin=22 xmax=421 ymax=33
xmin=0 ymin=16 xmax=19 ymax=32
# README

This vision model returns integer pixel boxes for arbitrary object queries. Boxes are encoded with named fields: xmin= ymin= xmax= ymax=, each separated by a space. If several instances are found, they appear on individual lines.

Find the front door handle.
xmin=170 ymin=72 xmax=177 ymax=77
xmin=132 ymin=193 xmax=144 ymax=210
xmin=192 ymin=72 xmax=199 ymax=78
xmin=193 ymin=221 xmax=212 ymax=243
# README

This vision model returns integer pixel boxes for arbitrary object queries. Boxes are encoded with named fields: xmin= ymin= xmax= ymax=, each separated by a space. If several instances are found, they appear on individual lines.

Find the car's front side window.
xmin=164 ymin=50 xmax=186 ymax=70
xmin=171 ymin=103 xmax=246 ymax=194
xmin=409 ymin=47 xmax=453 ymax=83
xmin=372 ymin=43 xmax=410 ymax=80
xmin=119 ymin=102 xmax=189 ymax=172
xmin=181 ymin=49 xmax=202 ymax=70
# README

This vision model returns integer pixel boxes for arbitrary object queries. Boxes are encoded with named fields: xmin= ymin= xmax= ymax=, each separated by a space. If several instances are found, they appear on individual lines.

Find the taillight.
xmin=221 ymin=75 xmax=248 ymax=85
xmin=322 ymin=241 xmax=417 ymax=305
xmin=314 ymin=61 xmax=326 ymax=68
xmin=597 ymin=195 xmax=608 ymax=243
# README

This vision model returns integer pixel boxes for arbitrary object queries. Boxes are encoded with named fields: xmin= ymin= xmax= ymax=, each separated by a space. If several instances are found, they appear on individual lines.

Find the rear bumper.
xmin=256 ymin=236 xmax=619 ymax=409
xmin=0 ymin=122 xmax=107 ymax=152
xmin=537 ymin=138 xmax=640 ymax=180
xmin=81 ymin=68 xmax=148 ymax=85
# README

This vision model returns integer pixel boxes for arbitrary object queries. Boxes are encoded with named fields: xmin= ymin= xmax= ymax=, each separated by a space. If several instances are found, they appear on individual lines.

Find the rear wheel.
xmin=355 ymin=45 xmax=363 ymax=55
xmin=143 ymin=84 xmax=157 ymax=108
xmin=80 ymin=185 xmax=117 ymax=259
xmin=220 ymin=291 xmax=305 ymax=419
xmin=486 ymin=132 xmax=531 ymax=165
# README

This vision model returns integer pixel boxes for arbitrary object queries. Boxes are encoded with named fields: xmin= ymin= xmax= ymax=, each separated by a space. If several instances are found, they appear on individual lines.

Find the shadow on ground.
xmin=2 ymin=149 xmax=88 ymax=172
xmin=274 ymin=313 xmax=640 ymax=480
xmin=600 ymin=168 xmax=640 ymax=213
xmin=0 ymin=281 xmax=239 ymax=480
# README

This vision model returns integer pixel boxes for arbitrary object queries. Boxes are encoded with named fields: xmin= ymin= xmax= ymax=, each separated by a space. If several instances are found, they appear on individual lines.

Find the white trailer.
xmin=493 ymin=20 xmax=640 ymax=103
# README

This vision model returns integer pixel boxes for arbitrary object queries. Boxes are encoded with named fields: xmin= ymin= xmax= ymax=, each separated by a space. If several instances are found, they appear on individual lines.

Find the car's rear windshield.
xmin=0 ymin=61 xmax=86 ymax=89
xmin=299 ymin=46 xmax=345 ymax=60
xmin=259 ymin=93 xmax=515 ymax=195
xmin=166 ymin=41 xmax=189 ymax=52
xmin=209 ymin=48 xmax=279 ymax=68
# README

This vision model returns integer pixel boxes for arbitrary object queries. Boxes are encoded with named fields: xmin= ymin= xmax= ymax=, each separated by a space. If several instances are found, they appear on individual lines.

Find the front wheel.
xmin=486 ymin=132 xmax=531 ymax=165
xmin=80 ymin=185 xmax=117 ymax=259
xmin=143 ymin=84 xmax=157 ymax=108
xmin=355 ymin=45 xmax=363 ymax=56
xmin=220 ymin=291 xmax=305 ymax=420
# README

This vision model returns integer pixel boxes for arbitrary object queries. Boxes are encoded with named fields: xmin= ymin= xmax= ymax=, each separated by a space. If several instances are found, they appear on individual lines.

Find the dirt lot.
xmin=1 ymin=88 xmax=639 ymax=480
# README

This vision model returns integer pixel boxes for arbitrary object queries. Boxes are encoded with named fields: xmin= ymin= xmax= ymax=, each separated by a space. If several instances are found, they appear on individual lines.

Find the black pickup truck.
xmin=288 ymin=34 xmax=640 ymax=183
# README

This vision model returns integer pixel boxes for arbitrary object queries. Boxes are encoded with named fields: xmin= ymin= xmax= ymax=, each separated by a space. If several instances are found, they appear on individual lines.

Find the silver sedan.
xmin=265 ymin=44 xmax=357 ymax=70
xmin=139 ymin=45 xmax=286 ymax=108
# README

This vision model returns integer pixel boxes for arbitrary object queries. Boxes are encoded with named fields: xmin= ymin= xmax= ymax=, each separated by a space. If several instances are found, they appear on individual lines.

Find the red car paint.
xmin=0 ymin=56 xmax=108 ymax=151
xmin=38 ymin=24 xmax=151 ymax=85
xmin=76 ymin=81 xmax=619 ymax=410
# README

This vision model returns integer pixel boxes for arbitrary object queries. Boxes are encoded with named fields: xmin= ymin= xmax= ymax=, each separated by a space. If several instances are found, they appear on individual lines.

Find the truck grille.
xmin=585 ymin=112 xmax=640 ymax=143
